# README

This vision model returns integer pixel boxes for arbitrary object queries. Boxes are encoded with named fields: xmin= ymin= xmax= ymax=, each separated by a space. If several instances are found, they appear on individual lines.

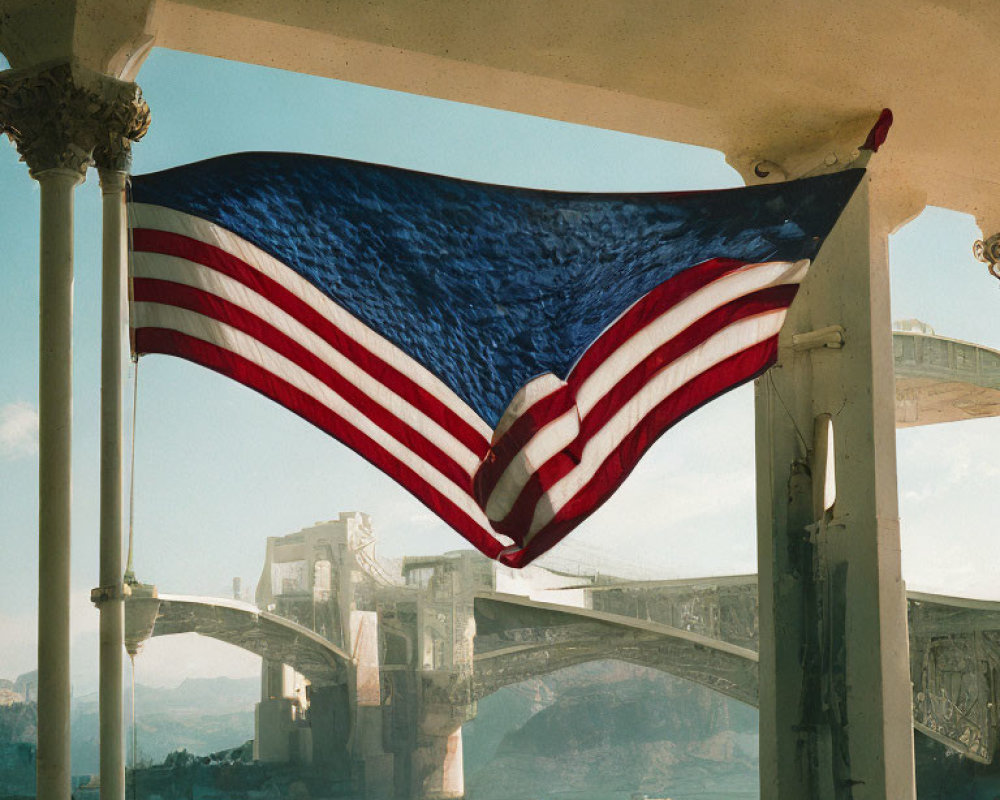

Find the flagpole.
xmin=97 ymin=167 xmax=128 ymax=800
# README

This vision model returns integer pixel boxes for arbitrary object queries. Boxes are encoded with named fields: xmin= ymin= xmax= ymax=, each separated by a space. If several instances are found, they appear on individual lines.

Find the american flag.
xmin=127 ymin=154 xmax=861 ymax=567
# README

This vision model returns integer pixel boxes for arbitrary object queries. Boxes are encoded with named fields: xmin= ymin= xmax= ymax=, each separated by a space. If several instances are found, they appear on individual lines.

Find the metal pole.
xmin=36 ymin=166 xmax=83 ymax=800
xmin=98 ymin=168 xmax=128 ymax=800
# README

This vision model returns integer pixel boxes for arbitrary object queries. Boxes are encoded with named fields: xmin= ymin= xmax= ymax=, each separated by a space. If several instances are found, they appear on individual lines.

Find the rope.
xmin=124 ymin=356 xmax=140 ymax=585
xmin=123 ymin=178 xmax=141 ymax=585
xmin=767 ymin=369 xmax=810 ymax=455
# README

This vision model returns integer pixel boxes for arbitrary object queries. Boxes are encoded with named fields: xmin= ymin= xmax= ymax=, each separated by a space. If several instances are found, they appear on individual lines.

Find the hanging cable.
xmin=124 ymin=356 xmax=140 ymax=584
xmin=124 ymin=176 xmax=140 ymax=585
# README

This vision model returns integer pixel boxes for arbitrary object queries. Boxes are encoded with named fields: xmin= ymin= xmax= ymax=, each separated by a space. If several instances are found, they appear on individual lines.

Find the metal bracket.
xmin=973 ymin=233 xmax=1000 ymax=282
xmin=90 ymin=582 xmax=132 ymax=605
xmin=792 ymin=325 xmax=846 ymax=352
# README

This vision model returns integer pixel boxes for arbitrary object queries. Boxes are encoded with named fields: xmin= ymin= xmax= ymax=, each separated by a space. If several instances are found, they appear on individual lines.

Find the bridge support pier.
xmin=755 ymin=173 xmax=915 ymax=798
xmin=411 ymin=727 xmax=463 ymax=800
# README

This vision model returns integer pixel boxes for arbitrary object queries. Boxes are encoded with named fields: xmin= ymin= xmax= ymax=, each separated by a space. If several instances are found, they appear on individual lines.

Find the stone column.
xmin=94 ymin=85 xmax=150 ymax=800
xmin=0 ymin=62 xmax=149 ymax=800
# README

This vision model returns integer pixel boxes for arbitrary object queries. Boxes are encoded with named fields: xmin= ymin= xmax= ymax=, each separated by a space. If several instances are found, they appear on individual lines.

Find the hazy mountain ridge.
xmin=0 ymin=676 xmax=258 ymax=775
xmin=464 ymin=661 xmax=759 ymax=800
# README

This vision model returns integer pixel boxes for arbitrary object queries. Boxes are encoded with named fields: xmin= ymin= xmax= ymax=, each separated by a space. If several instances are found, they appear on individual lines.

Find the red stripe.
xmin=476 ymin=283 xmax=796 ymax=513
xmin=569 ymin=258 xmax=748 ymax=385
xmin=485 ymin=448 xmax=573 ymax=545
xmin=490 ymin=319 xmax=784 ymax=543
xmin=576 ymin=286 xmax=797 ymax=442
xmin=134 ymin=327 xmax=504 ymax=560
xmin=132 ymin=229 xmax=490 ymax=457
xmin=486 ymin=296 xmax=794 ymax=538
xmin=472 ymin=385 xmax=576 ymax=509
xmin=133 ymin=278 xmax=474 ymax=492
xmin=499 ymin=338 xmax=778 ymax=567
xmin=478 ymin=258 xmax=756 ymax=500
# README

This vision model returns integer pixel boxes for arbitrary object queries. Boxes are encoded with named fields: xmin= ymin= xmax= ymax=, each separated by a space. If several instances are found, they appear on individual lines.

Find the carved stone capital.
xmin=0 ymin=62 xmax=150 ymax=177
xmin=92 ymin=79 xmax=151 ymax=173
xmin=973 ymin=232 xmax=1000 ymax=282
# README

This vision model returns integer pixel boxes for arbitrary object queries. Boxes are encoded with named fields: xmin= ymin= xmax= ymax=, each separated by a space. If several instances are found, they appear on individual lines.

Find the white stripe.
xmin=129 ymin=203 xmax=493 ymax=440
xmin=483 ymin=264 xmax=804 ymax=523
xmin=133 ymin=252 xmax=480 ymax=476
xmin=483 ymin=406 xmax=579 ymax=522
xmin=492 ymin=373 xmax=566 ymax=444
xmin=573 ymin=260 xmax=807 ymax=418
xmin=525 ymin=310 xmax=788 ymax=538
xmin=133 ymin=301 xmax=496 ymax=531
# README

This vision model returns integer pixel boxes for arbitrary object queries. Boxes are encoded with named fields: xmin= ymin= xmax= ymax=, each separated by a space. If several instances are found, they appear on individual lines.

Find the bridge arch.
xmin=472 ymin=594 xmax=758 ymax=707
xmin=125 ymin=593 xmax=353 ymax=687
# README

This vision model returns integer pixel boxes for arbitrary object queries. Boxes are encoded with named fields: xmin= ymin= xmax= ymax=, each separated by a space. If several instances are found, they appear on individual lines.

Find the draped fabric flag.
xmin=127 ymin=154 xmax=863 ymax=567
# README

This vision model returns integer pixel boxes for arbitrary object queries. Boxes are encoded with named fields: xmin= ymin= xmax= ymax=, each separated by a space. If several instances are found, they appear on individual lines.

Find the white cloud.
xmin=0 ymin=401 xmax=38 ymax=458
xmin=897 ymin=417 xmax=1000 ymax=599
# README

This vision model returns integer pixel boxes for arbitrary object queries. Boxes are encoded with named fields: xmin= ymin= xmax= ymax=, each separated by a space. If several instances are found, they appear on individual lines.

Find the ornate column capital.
xmin=0 ymin=62 xmax=150 ymax=177
xmin=93 ymin=78 xmax=151 ymax=174
xmin=973 ymin=232 xmax=1000 ymax=282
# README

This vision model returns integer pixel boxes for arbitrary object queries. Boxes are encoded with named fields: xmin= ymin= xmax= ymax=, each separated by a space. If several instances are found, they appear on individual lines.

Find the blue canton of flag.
xmin=127 ymin=153 xmax=862 ymax=566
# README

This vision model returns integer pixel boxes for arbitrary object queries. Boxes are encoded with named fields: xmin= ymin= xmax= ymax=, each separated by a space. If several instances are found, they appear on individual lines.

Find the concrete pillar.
xmin=97 ymin=168 xmax=128 ymax=800
xmin=412 ymin=727 xmax=464 ymax=800
xmin=756 ymin=174 xmax=915 ymax=798
xmin=36 ymin=166 xmax=84 ymax=800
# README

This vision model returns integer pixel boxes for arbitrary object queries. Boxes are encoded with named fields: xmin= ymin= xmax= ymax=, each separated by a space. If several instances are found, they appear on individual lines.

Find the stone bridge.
xmin=125 ymin=592 xmax=351 ymax=686
xmin=497 ymin=574 xmax=1000 ymax=764
xmin=472 ymin=592 xmax=758 ymax=706
xmin=129 ymin=565 xmax=1000 ymax=800
xmin=892 ymin=326 xmax=1000 ymax=427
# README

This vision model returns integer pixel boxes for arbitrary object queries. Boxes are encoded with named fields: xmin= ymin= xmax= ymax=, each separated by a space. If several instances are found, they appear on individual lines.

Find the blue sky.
xmin=0 ymin=49 xmax=998 ymax=690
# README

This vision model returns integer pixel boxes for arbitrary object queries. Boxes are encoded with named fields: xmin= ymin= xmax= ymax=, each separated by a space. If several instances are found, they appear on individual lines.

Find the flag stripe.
xmin=474 ymin=260 xmax=804 ymax=497
xmin=573 ymin=259 xmax=806 ymax=417
xmin=132 ymin=302 xmax=492 ymax=529
xmin=133 ymin=277 xmax=477 ymax=490
xmin=472 ymin=383 xmax=576 ymax=505
xmin=568 ymin=257 xmax=748 ymax=385
xmin=498 ymin=337 xmax=779 ymax=567
xmin=132 ymin=252 xmax=483 ymax=474
xmin=533 ymin=310 xmax=788 ymax=535
xmin=475 ymin=287 xmax=798 ymax=528
xmin=130 ymin=204 xmax=493 ymax=448
xmin=133 ymin=326 xmax=506 ymax=560
xmin=484 ymin=309 xmax=787 ymax=540
xmin=483 ymin=406 xmax=580 ymax=523
xmin=577 ymin=285 xmax=798 ymax=443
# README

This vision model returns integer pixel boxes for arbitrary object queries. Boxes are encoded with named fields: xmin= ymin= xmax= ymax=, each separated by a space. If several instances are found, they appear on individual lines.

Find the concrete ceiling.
xmin=1 ymin=0 xmax=997 ymax=229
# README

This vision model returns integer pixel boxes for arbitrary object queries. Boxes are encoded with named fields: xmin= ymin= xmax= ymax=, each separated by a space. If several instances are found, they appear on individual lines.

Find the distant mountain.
xmin=74 ymin=676 xmax=259 ymax=716
xmin=0 ymin=702 xmax=36 ymax=745
xmin=0 ymin=675 xmax=258 ymax=775
xmin=464 ymin=661 xmax=759 ymax=800
xmin=71 ymin=676 xmax=259 ymax=774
